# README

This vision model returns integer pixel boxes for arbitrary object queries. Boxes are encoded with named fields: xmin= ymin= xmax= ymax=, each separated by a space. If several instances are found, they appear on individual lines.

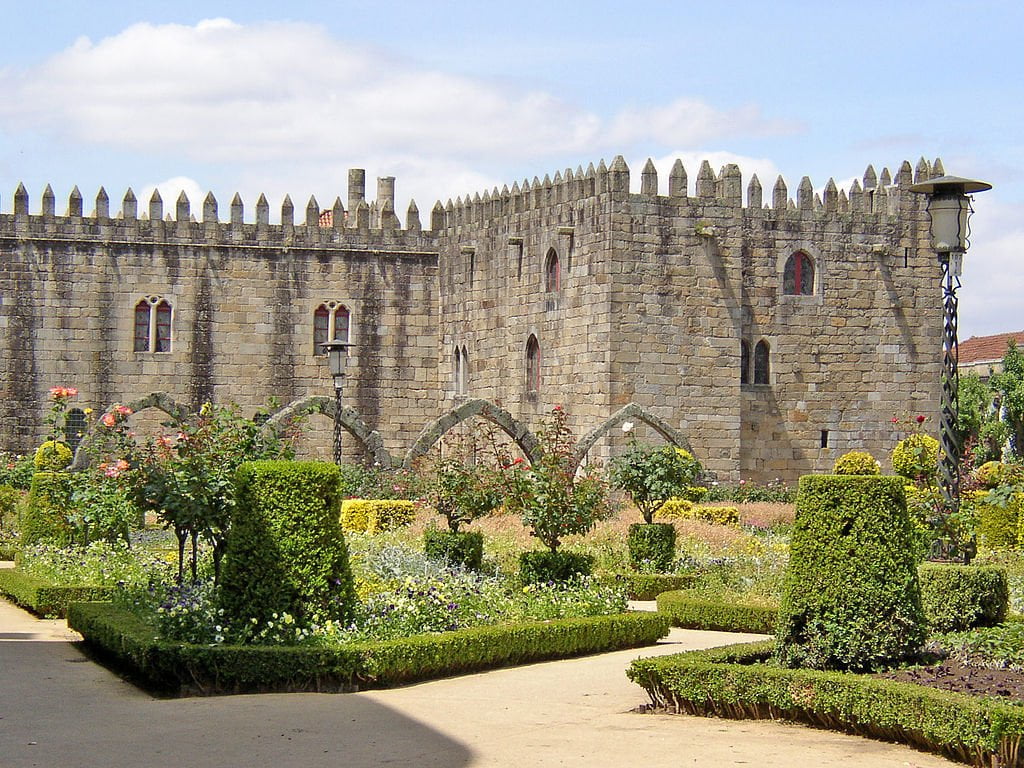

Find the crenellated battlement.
xmin=431 ymin=154 xmax=946 ymax=231
xmin=0 ymin=170 xmax=435 ymax=253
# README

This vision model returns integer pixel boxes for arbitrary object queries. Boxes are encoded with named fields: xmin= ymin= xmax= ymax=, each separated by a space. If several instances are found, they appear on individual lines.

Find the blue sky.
xmin=1 ymin=1 xmax=1020 ymax=339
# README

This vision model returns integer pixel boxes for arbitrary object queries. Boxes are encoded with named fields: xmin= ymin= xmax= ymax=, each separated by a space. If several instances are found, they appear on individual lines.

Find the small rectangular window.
xmin=820 ymin=430 xmax=829 ymax=448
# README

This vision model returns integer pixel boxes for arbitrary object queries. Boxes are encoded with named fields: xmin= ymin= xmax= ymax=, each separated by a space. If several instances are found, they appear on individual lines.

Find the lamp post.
xmin=320 ymin=339 xmax=351 ymax=465
xmin=909 ymin=175 xmax=991 ymax=523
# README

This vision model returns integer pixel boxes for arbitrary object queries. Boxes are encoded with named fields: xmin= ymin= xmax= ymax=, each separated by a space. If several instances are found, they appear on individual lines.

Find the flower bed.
xmin=627 ymin=641 xmax=1024 ymax=768
xmin=69 ymin=601 xmax=670 ymax=695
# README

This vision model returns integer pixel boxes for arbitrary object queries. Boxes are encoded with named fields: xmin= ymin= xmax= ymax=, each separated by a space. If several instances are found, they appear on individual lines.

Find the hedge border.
xmin=627 ymin=641 xmax=1024 ymax=768
xmin=599 ymin=573 xmax=696 ymax=601
xmin=0 ymin=569 xmax=114 ymax=618
xmin=68 ymin=602 xmax=670 ymax=696
xmin=656 ymin=590 xmax=778 ymax=634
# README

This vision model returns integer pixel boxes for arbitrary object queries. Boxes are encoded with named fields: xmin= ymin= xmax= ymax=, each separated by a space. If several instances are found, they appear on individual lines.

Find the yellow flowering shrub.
xmin=341 ymin=499 xmax=416 ymax=533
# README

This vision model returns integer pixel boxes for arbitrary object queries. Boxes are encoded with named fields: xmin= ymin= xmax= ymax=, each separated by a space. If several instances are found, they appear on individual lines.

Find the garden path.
xmin=0 ymin=588 xmax=959 ymax=768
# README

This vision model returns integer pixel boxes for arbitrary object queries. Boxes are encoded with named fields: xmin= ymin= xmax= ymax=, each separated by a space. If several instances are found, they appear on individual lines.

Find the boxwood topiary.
xmin=627 ymin=522 xmax=676 ymax=572
xmin=219 ymin=461 xmax=356 ymax=629
xmin=423 ymin=529 xmax=484 ymax=570
xmin=775 ymin=474 xmax=926 ymax=672
xmin=518 ymin=550 xmax=592 ymax=584
xmin=918 ymin=563 xmax=1008 ymax=632
xmin=20 ymin=471 xmax=72 ymax=545
xmin=832 ymin=450 xmax=881 ymax=475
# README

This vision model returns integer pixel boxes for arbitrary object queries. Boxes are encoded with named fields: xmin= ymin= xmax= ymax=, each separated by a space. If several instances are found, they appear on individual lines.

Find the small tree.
xmin=496 ymin=406 xmax=611 ymax=553
xmin=992 ymin=342 xmax=1024 ymax=459
xmin=609 ymin=438 xmax=702 ymax=523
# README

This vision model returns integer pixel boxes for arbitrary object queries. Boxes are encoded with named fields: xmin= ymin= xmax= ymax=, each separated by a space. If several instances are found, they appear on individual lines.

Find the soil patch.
xmin=877 ymin=658 xmax=1024 ymax=702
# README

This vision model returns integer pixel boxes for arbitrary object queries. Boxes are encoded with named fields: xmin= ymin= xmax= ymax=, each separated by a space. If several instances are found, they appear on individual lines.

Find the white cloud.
xmin=0 ymin=18 xmax=791 ymax=209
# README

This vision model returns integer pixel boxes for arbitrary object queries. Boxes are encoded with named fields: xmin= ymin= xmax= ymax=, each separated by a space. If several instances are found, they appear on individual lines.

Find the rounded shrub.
xmin=918 ymin=563 xmax=1008 ymax=632
xmin=423 ymin=529 xmax=484 ymax=570
xmin=832 ymin=451 xmax=881 ymax=475
xmin=975 ymin=461 xmax=1005 ymax=489
xmin=220 ymin=461 xmax=357 ymax=630
xmin=627 ymin=522 xmax=676 ymax=572
xmin=518 ymin=550 xmax=593 ymax=584
xmin=775 ymin=474 xmax=926 ymax=672
xmin=972 ymin=490 xmax=1022 ymax=550
xmin=891 ymin=433 xmax=939 ymax=481
xmin=34 ymin=441 xmax=72 ymax=471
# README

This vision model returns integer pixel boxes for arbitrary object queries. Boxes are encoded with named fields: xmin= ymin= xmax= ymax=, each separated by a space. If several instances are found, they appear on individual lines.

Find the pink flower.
xmin=48 ymin=386 xmax=79 ymax=401
xmin=115 ymin=405 xmax=133 ymax=416
xmin=891 ymin=417 xmax=900 ymax=424
xmin=101 ymin=413 xmax=117 ymax=428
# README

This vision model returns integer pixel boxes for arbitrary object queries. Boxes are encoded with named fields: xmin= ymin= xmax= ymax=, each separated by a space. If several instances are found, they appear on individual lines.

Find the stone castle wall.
xmin=0 ymin=155 xmax=945 ymax=480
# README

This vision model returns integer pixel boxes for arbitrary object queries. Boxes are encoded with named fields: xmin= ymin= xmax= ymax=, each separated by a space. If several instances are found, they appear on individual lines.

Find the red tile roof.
xmin=960 ymin=331 xmax=1024 ymax=365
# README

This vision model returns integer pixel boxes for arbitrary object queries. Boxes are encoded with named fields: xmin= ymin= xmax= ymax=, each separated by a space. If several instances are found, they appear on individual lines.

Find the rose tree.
xmin=609 ymin=441 xmax=702 ymax=523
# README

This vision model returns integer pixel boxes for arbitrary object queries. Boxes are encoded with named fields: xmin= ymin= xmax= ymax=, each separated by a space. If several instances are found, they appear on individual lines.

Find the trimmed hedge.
xmin=220 ymin=461 xmax=356 ymax=627
xmin=423 ymin=529 xmax=484 ymax=570
xmin=600 ymin=573 xmax=696 ymax=601
xmin=68 ymin=602 xmax=670 ymax=696
xmin=518 ymin=550 xmax=593 ymax=584
xmin=972 ymin=490 xmax=1024 ymax=550
xmin=627 ymin=642 xmax=1024 ymax=768
xmin=776 ymin=475 xmax=926 ymax=671
xmin=0 ymin=568 xmax=113 ymax=618
xmin=918 ymin=563 xmax=1009 ymax=632
xmin=656 ymin=590 xmax=778 ymax=634
xmin=340 ymin=499 xmax=416 ymax=533
xmin=21 ymin=471 xmax=72 ymax=546
xmin=627 ymin=522 xmax=675 ymax=572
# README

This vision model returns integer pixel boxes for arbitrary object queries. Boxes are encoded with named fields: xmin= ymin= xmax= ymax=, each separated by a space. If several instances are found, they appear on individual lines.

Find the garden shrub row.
xmin=656 ymin=590 xmax=778 ymax=634
xmin=340 ymin=499 xmax=416 ymax=533
xmin=0 ymin=568 xmax=113 ymax=618
xmin=627 ymin=641 xmax=1024 ymax=768
xmin=68 ymin=602 xmax=670 ymax=695
xmin=654 ymin=500 xmax=739 ymax=525
xmin=601 ymin=573 xmax=695 ymax=601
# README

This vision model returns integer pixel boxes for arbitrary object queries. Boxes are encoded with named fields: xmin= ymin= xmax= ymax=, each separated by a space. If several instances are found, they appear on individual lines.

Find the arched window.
xmin=453 ymin=345 xmax=463 ymax=396
xmin=155 ymin=300 xmax=172 ymax=352
xmin=133 ymin=300 xmax=151 ymax=352
xmin=753 ymin=340 xmax=770 ymax=385
xmin=783 ymin=251 xmax=815 ymax=295
xmin=740 ymin=340 xmax=751 ymax=384
xmin=460 ymin=345 xmax=469 ymax=396
xmin=133 ymin=297 xmax=172 ymax=353
xmin=64 ymin=408 xmax=87 ymax=453
xmin=544 ymin=249 xmax=560 ymax=292
xmin=525 ymin=335 xmax=541 ymax=396
xmin=333 ymin=305 xmax=350 ymax=344
xmin=313 ymin=302 xmax=352 ymax=355
xmin=313 ymin=304 xmax=330 ymax=354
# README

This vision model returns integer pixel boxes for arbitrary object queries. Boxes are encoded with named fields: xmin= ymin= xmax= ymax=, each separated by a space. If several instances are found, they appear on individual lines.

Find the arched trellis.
xmin=571 ymin=402 xmax=694 ymax=472
xmin=404 ymin=398 xmax=539 ymax=468
xmin=70 ymin=392 xmax=193 ymax=470
xmin=262 ymin=395 xmax=395 ymax=468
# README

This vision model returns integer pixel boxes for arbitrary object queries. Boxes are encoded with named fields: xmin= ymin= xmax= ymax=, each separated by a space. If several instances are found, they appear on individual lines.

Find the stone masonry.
xmin=0 ymin=155 xmax=944 ymax=481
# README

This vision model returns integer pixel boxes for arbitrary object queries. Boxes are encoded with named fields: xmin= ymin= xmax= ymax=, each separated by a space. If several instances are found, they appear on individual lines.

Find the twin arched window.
xmin=783 ymin=251 xmax=815 ymax=295
xmin=134 ymin=298 xmax=172 ymax=352
xmin=313 ymin=303 xmax=351 ymax=355
xmin=741 ymin=339 xmax=770 ymax=385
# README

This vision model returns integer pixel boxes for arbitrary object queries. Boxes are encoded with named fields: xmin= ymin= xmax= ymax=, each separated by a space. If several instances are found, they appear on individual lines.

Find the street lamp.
xmin=909 ymin=175 xmax=991 ymax=526
xmin=320 ymin=339 xmax=352 ymax=465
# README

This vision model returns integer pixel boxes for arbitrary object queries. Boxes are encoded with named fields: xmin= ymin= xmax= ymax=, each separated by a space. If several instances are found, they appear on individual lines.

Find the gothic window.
xmin=460 ymin=345 xmax=469 ymax=396
xmin=544 ymin=249 xmax=560 ymax=292
xmin=740 ymin=340 xmax=751 ymax=384
xmin=133 ymin=297 xmax=172 ymax=353
xmin=155 ymin=300 xmax=172 ymax=352
xmin=453 ymin=345 xmax=463 ymax=396
xmin=753 ymin=339 xmax=770 ymax=385
xmin=133 ymin=301 xmax=151 ymax=352
xmin=64 ymin=408 xmax=87 ymax=453
xmin=313 ymin=302 xmax=351 ymax=355
xmin=783 ymin=251 xmax=815 ymax=295
xmin=526 ymin=335 xmax=541 ymax=396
